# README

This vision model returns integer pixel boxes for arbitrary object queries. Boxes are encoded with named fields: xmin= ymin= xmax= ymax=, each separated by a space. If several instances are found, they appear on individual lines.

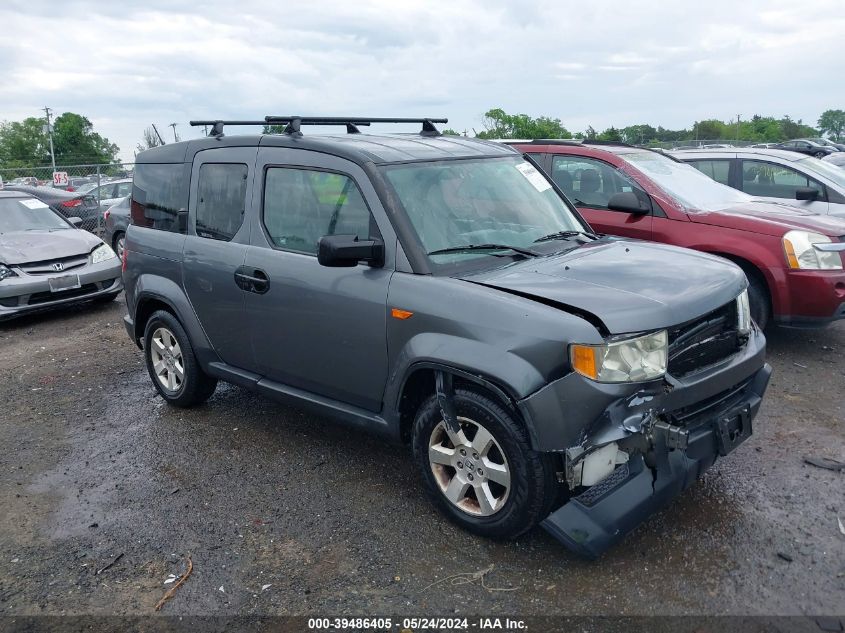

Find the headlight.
xmin=90 ymin=243 xmax=116 ymax=264
xmin=782 ymin=230 xmax=843 ymax=270
xmin=570 ymin=330 xmax=668 ymax=383
xmin=0 ymin=264 xmax=16 ymax=282
xmin=737 ymin=288 xmax=752 ymax=334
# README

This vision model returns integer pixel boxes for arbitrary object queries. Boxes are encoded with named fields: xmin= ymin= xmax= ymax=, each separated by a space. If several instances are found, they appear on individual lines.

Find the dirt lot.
xmin=0 ymin=297 xmax=843 ymax=619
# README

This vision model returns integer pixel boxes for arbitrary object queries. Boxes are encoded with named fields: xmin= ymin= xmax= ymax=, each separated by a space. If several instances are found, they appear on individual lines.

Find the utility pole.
xmin=169 ymin=122 xmax=179 ymax=142
xmin=736 ymin=114 xmax=741 ymax=145
xmin=43 ymin=106 xmax=57 ymax=173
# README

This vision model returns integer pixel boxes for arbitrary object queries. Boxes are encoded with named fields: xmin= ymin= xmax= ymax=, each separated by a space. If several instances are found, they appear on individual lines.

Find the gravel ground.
xmin=0 ymin=297 xmax=843 ymax=618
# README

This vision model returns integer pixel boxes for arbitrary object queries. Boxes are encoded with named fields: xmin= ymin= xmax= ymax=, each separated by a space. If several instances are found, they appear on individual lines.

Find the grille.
xmin=28 ymin=284 xmax=99 ymax=305
xmin=668 ymin=300 xmax=742 ymax=377
xmin=19 ymin=255 xmax=88 ymax=275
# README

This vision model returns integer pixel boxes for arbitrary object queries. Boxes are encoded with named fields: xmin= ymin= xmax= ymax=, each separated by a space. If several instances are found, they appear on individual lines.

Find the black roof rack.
xmin=189 ymin=116 xmax=447 ymax=138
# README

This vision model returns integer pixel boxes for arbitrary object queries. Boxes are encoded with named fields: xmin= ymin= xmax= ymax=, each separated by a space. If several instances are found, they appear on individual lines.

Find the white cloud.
xmin=1 ymin=0 xmax=843 ymax=162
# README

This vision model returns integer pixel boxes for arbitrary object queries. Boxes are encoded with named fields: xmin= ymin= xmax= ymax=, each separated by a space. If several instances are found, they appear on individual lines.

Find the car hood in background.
xmin=0 ymin=230 xmax=102 ymax=265
xmin=692 ymin=200 xmax=845 ymax=237
xmin=460 ymin=239 xmax=745 ymax=334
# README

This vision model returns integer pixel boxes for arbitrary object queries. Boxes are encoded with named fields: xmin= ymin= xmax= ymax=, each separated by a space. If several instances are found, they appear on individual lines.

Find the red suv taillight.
xmin=103 ymin=209 xmax=111 ymax=220
xmin=61 ymin=199 xmax=82 ymax=208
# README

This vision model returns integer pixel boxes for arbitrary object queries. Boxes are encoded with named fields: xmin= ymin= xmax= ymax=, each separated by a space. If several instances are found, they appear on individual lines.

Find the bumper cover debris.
xmin=541 ymin=362 xmax=772 ymax=558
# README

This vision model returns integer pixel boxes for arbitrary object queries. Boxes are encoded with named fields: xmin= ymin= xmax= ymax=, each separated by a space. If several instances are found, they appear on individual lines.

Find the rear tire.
xmin=412 ymin=387 xmax=559 ymax=540
xmin=143 ymin=310 xmax=217 ymax=407
xmin=112 ymin=231 xmax=125 ymax=260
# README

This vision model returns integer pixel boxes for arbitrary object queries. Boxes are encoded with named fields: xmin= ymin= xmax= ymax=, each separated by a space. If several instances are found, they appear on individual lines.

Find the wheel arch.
xmin=703 ymin=251 xmax=774 ymax=309
xmin=396 ymin=362 xmax=524 ymax=445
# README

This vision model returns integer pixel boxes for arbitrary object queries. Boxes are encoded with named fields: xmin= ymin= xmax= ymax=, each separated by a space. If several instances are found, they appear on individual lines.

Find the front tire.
xmin=412 ymin=387 xmax=559 ymax=540
xmin=112 ymin=231 xmax=125 ymax=260
xmin=143 ymin=310 xmax=217 ymax=407
xmin=746 ymin=273 xmax=771 ymax=330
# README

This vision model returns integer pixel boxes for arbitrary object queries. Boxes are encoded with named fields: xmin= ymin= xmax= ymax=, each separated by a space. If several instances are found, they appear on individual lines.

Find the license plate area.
xmin=48 ymin=274 xmax=81 ymax=293
xmin=714 ymin=404 xmax=752 ymax=456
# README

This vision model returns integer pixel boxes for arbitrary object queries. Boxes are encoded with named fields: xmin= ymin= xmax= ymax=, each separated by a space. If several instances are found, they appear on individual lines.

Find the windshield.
xmin=0 ymin=198 xmax=70 ymax=232
xmin=797 ymin=156 xmax=845 ymax=189
xmin=77 ymin=182 xmax=97 ymax=194
xmin=381 ymin=156 xmax=586 ymax=265
xmin=623 ymin=151 xmax=751 ymax=210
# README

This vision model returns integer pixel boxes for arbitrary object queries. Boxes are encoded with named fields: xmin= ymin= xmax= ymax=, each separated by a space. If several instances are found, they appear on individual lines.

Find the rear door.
xmin=182 ymin=147 xmax=258 ymax=371
xmin=242 ymin=147 xmax=392 ymax=411
xmin=548 ymin=154 xmax=653 ymax=239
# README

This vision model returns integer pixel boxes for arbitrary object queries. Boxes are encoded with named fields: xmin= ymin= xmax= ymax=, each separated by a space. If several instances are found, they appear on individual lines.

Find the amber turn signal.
xmin=570 ymin=344 xmax=599 ymax=380
xmin=391 ymin=308 xmax=414 ymax=320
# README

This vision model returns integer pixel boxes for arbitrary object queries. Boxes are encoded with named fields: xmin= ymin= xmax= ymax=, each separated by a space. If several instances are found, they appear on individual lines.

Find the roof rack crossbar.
xmin=264 ymin=116 xmax=447 ymax=136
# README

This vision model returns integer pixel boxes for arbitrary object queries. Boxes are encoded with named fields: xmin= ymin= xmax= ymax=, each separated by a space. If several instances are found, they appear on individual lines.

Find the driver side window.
xmin=550 ymin=155 xmax=643 ymax=210
xmin=262 ymin=167 xmax=376 ymax=255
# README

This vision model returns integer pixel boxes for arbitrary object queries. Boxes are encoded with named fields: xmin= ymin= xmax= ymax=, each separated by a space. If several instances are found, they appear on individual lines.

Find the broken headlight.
xmin=737 ymin=288 xmax=751 ymax=334
xmin=570 ymin=330 xmax=667 ymax=383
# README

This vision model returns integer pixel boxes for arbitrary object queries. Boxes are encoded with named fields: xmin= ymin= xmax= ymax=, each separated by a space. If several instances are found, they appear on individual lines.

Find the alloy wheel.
xmin=149 ymin=327 xmax=185 ymax=392
xmin=428 ymin=416 xmax=511 ymax=517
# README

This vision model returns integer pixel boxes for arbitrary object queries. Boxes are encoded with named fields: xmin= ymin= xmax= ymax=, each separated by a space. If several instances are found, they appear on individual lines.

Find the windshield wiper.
xmin=533 ymin=230 xmax=598 ymax=244
xmin=427 ymin=243 xmax=540 ymax=258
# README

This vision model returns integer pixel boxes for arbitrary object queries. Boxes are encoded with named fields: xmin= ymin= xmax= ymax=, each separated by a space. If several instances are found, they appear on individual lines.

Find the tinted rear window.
xmin=131 ymin=163 xmax=190 ymax=232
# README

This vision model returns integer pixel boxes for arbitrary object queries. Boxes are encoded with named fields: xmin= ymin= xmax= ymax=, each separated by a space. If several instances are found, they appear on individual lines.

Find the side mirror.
xmin=318 ymin=234 xmax=384 ymax=268
xmin=795 ymin=187 xmax=819 ymax=201
xmin=68 ymin=216 xmax=83 ymax=227
xmin=607 ymin=191 xmax=650 ymax=215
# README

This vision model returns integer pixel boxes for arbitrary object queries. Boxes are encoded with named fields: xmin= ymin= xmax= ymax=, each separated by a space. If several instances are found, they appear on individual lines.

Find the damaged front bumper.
xmin=518 ymin=328 xmax=771 ymax=558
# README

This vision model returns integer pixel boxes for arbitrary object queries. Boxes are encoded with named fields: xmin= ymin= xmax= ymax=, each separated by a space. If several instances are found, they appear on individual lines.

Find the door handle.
xmin=234 ymin=267 xmax=270 ymax=294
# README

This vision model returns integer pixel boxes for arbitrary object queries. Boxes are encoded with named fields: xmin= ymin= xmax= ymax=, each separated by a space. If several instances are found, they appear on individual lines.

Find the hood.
xmin=691 ymin=200 xmax=845 ymax=237
xmin=460 ymin=239 xmax=745 ymax=334
xmin=0 ymin=230 xmax=102 ymax=265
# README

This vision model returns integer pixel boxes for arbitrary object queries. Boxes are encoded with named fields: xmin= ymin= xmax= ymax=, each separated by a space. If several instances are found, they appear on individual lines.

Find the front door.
xmin=548 ymin=154 xmax=653 ymax=240
xmin=243 ymin=148 xmax=392 ymax=412
xmin=182 ymin=147 xmax=258 ymax=371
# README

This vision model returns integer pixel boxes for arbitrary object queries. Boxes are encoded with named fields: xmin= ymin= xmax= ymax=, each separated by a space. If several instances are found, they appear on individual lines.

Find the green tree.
xmin=597 ymin=126 xmax=623 ymax=142
xmin=476 ymin=108 xmax=570 ymax=139
xmin=52 ymin=113 xmax=119 ymax=164
xmin=0 ymin=117 xmax=51 ymax=167
xmin=818 ymin=109 xmax=845 ymax=141
xmin=622 ymin=124 xmax=658 ymax=145
xmin=0 ymin=112 xmax=119 ymax=168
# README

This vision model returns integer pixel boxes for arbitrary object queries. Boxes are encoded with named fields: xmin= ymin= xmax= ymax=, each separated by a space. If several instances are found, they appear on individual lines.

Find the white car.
xmin=88 ymin=178 xmax=133 ymax=214
xmin=671 ymin=147 xmax=845 ymax=217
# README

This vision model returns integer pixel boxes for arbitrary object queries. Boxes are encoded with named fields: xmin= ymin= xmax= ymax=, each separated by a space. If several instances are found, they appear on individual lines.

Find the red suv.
xmin=510 ymin=140 xmax=845 ymax=329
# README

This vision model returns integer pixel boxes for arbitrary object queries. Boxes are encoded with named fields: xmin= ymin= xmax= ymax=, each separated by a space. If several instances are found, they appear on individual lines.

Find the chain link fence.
xmin=0 ymin=163 xmax=135 ymax=234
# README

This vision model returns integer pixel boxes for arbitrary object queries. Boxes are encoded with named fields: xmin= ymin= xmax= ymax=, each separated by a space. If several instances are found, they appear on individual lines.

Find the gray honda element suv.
xmin=122 ymin=117 xmax=771 ymax=557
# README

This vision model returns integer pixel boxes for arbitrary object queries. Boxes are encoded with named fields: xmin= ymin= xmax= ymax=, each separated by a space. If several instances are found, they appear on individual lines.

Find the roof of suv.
xmin=669 ymin=147 xmax=813 ymax=161
xmin=138 ymin=132 xmax=518 ymax=166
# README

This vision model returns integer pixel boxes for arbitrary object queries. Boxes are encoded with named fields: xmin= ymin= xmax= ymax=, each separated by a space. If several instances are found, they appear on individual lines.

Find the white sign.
xmin=52 ymin=171 xmax=68 ymax=187
xmin=515 ymin=161 xmax=552 ymax=192
xmin=20 ymin=199 xmax=49 ymax=209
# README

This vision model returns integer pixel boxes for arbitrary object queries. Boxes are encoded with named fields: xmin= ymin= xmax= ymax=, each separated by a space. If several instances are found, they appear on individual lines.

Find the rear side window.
xmin=262 ymin=167 xmax=373 ymax=255
xmin=195 ymin=163 xmax=248 ymax=241
xmin=687 ymin=160 xmax=731 ymax=186
xmin=131 ymin=163 xmax=190 ymax=232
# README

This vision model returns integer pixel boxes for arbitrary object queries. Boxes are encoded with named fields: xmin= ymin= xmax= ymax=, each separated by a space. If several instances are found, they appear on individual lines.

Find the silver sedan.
xmin=0 ymin=191 xmax=123 ymax=321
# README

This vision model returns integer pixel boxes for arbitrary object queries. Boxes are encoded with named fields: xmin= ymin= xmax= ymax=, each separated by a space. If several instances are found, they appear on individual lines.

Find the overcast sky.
xmin=2 ymin=0 xmax=843 ymax=162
